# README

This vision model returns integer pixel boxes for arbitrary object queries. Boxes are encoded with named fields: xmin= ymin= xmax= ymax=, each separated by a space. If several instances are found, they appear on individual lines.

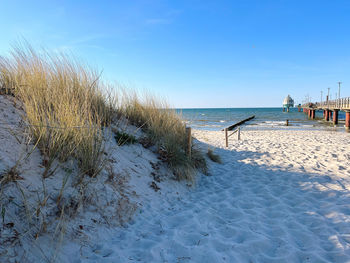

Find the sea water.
xmin=177 ymin=107 xmax=347 ymax=131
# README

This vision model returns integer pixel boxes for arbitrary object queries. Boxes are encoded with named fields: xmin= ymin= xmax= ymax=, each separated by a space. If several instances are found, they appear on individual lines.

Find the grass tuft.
xmin=1 ymin=165 xmax=23 ymax=185
xmin=0 ymin=41 xmax=114 ymax=177
xmin=207 ymin=148 xmax=222 ymax=164
xmin=119 ymin=91 xmax=206 ymax=181
xmin=114 ymin=131 xmax=137 ymax=146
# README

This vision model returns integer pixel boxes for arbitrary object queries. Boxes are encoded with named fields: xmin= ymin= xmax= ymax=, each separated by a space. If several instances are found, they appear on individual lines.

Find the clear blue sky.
xmin=1 ymin=0 xmax=349 ymax=108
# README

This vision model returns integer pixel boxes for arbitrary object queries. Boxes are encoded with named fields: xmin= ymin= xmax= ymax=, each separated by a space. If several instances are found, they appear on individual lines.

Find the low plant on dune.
xmin=114 ymin=131 xmax=137 ymax=146
xmin=207 ymin=148 xmax=222 ymax=163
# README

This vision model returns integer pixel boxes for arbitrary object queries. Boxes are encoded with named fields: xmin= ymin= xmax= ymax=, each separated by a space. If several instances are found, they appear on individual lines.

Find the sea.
xmin=177 ymin=107 xmax=347 ymax=131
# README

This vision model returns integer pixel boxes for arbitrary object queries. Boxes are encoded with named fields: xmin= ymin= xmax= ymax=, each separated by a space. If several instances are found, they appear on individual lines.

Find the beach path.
xmin=71 ymin=130 xmax=350 ymax=263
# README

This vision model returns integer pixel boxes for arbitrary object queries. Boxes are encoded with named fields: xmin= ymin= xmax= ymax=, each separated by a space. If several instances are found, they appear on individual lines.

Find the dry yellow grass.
xmin=119 ymin=91 xmax=206 ymax=181
xmin=0 ymin=42 xmax=113 ymax=176
xmin=0 ymin=42 xmax=205 ymax=181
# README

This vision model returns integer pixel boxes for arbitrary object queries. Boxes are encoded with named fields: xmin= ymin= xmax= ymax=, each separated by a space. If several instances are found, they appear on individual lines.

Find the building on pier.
xmin=283 ymin=95 xmax=294 ymax=112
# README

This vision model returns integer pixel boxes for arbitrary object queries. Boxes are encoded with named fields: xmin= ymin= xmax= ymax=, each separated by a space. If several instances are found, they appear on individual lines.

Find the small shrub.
xmin=207 ymin=149 xmax=222 ymax=164
xmin=114 ymin=131 xmax=137 ymax=146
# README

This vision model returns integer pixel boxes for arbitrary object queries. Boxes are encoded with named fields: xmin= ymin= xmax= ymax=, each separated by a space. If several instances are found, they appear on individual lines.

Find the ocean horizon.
xmin=177 ymin=107 xmax=347 ymax=131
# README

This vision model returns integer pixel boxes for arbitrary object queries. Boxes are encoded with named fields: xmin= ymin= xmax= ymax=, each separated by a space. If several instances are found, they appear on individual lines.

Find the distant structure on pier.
xmin=283 ymin=95 xmax=294 ymax=112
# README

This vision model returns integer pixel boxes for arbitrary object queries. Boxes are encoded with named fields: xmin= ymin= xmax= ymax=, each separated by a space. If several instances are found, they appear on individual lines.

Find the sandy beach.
xmin=1 ymin=91 xmax=350 ymax=262
xmin=59 ymin=128 xmax=350 ymax=262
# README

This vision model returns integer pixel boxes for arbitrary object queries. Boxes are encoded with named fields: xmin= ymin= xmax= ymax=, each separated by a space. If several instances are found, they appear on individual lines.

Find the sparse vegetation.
xmin=114 ymin=131 xmax=137 ymax=145
xmin=0 ymin=165 xmax=23 ymax=186
xmin=119 ymin=91 xmax=206 ymax=181
xmin=207 ymin=148 xmax=222 ymax=163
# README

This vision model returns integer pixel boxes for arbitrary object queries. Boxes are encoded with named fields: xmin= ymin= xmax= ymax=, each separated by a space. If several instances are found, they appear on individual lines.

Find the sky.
xmin=1 ymin=0 xmax=350 ymax=108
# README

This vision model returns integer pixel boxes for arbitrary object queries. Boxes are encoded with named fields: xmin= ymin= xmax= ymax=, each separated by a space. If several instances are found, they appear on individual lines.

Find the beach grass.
xmin=0 ymin=42 xmax=114 ymax=177
xmin=0 ymin=42 xmax=204 ymax=181
xmin=119 ymin=91 xmax=205 ymax=181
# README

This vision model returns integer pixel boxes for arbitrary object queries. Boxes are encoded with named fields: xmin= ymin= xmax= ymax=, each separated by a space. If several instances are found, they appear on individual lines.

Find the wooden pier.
xmin=301 ymin=97 xmax=350 ymax=129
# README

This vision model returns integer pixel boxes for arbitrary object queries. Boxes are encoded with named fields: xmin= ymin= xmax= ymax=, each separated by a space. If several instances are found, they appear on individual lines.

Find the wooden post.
xmin=186 ymin=127 xmax=191 ymax=158
xmin=286 ymin=119 xmax=289 ymax=126
xmin=225 ymin=128 xmax=228 ymax=147
xmin=237 ymin=127 xmax=241 ymax=140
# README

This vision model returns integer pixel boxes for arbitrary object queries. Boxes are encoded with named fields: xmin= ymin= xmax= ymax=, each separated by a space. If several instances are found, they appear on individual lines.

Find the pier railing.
xmin=302 ymin=97 xmax=350 ymax=110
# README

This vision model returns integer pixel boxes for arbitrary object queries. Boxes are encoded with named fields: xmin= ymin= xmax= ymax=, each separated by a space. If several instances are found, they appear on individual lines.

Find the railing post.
xmin=186 ymin=127 xmax=191 ymax=158
xmin=237 ymin=127 xmax=241 ymax=140
xmin=225 ymin=128 xmax=228 ymax=147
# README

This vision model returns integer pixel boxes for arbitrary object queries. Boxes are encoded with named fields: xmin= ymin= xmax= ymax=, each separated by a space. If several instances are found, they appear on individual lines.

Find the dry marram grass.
xmin=0 ymin=43 xmax=114 ymax=176
xmin=119 ymin=91 xmax=206 ymax=181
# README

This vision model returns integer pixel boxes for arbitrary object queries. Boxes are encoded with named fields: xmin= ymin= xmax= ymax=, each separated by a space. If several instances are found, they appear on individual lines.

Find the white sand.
xmin=65 ymin=129 xmax=350 ymax=262
xmin=1 ymin=94 xmax=350 ymax=262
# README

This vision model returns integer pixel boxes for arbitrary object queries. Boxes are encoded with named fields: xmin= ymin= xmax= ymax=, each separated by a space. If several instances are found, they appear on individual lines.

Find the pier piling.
xmin=325 ymin=110 xmax=329 ymax=121
xmin=301 ymin=97 xmax=350 ymax=131
xmin=333 ymin=110 xmax=339 ymax=125
xmin=311 ymin=110 xmax=315 ymax=120
xmin=346 ymin=112 xmax=350 ymax=130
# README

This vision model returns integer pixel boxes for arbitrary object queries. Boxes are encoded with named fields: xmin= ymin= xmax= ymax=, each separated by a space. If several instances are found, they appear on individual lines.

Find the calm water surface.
xmin=176 ymin=108 xmax=347 ymax=131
